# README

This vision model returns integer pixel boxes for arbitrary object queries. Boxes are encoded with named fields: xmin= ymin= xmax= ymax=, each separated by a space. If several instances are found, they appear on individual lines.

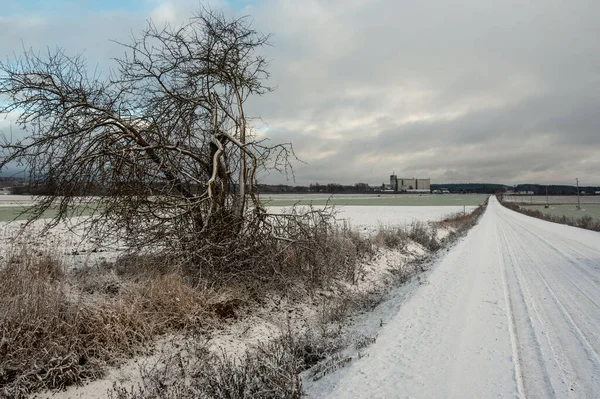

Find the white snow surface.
xmin=268 ymin=205 xmax=475 ymax=233
xmin=0 ymin=217 xmax=124 ymax=270
xmin=306 ymin=196 xmax=600 ymax=398
xmin=0 ymin=195 xmax=35 ymax=205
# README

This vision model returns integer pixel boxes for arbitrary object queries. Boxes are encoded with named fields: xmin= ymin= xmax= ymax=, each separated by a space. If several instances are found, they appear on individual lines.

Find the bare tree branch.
xmin=0 ymin=9 xmax=296 ymax=257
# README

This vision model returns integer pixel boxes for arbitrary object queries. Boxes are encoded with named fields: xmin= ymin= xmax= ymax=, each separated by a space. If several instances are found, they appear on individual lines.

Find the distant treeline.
xmin=5 ymin=179 xmax=598 ymax=196
xmin=260 ymin=182 xmax=510 ymax=194
xmin=259 ymin=183 xmax=600 ymax=195
xmin=0 ymin=177 xmax=26 ymax=189
xmin=513 ymin=184 xmax=600 ymax=195
xmin=257 ymin=183 xmax=373 ymax=194
xmin=430 ymin=183 xmax=508 ymax=194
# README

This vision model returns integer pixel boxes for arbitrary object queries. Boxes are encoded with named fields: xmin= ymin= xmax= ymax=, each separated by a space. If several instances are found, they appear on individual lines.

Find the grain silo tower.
xmin=390 ymin=174 xmax=398 ymax=191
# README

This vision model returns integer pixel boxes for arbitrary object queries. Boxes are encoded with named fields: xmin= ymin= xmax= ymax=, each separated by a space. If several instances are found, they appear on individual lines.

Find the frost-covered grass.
xmin=276 ymin=205 xmax=478 ymax=234
xmin=0 ymin=213 xmax=375 ymax=397
xmin=0 ymin=249 xmax=216 ymax=398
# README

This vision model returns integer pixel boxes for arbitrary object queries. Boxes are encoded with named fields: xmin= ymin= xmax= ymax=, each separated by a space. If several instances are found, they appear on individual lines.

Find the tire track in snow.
xmin=512 ymin=233 xmax=600 ymax=388
xmin=529 ymin=257 xmax=600 ymax=366
xmin=496 ymin=218 xmax=526 ymax=398
xmin=499 ymin=209 xmax=600 ymax=356
xmin=496 ymin=218 xmax=563 ymax=398
xmin=514 ymin=246 xmax=600 ymax=397
xmin=498 ymin=206 xmax=600 ymax=288
xmin=511 ymin=224 xmax=600 ymax=349
xmin=496 ymin=200 xmax=600 ymax=397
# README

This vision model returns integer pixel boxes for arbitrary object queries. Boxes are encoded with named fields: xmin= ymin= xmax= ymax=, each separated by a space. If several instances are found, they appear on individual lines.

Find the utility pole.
xmin=576 ymin=178 xmax=581 ymax=210
xmin=545 ymin=185 xmax=549 ymax=208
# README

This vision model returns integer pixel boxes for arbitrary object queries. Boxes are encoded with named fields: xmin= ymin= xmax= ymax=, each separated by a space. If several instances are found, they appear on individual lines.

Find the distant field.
xmin=521 ymin=204 xmax=600 ymax=221
xmin=0 ymin=193 xmax=489 ymax=222
xmin=0 ymin=206 xmax=47 ymax=222
xmin=0 ymin=194 xmax=35 ymax=207
xmin=268 ymin=205 xmax=477 ymax=234
xmin=263 ymin=194 xmax=489 ymax=207
xmin=0 ymin=205 xmax=96 ymax=222
xmin=503 ymin=195 xmax=600 ymax=205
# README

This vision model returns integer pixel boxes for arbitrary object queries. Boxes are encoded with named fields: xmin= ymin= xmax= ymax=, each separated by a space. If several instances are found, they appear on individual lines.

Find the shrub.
xmin=373 ymin=226 xmax=408 ymax=249
xmin=115 ymin=210 xmax=377 ymax=294
xmin=108 ymin=326 xmax=345 ymax=399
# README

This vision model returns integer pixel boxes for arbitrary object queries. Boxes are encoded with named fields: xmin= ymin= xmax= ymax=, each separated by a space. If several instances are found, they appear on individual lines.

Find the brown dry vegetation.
xmin=374 ymin=201 xmax=487 ymax=252
xmin=0 ymin=248 xmax=216 ymax=398
xmin=0 ymin=216 xmax=373 ymax=398
xmin=438 ymin=201 xmax=487 ymax=233
xmin=500 ymin=200 xmax=600 ymax=231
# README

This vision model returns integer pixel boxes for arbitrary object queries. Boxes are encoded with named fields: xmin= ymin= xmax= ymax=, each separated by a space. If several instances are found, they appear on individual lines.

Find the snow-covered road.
xmin=308 ymin=196 xmax=600 ymax=398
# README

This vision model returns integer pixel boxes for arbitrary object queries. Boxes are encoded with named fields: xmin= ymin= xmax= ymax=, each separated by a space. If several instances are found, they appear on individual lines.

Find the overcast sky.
xmin=1 ymin=0 xmax=599 ymax=186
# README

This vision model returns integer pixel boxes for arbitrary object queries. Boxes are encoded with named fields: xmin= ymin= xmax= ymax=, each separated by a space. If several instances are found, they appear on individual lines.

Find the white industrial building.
xmin=389 ymin=174 xmax=430 ymax=193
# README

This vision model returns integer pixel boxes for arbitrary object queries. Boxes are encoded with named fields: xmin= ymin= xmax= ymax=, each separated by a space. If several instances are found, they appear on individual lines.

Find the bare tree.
xmin=0 ymin=9 xmax=294 ymax=255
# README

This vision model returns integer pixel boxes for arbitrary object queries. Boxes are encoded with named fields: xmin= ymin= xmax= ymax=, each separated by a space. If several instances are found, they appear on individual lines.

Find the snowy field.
xmin=1 ymin=205 xmax=471 ymax=249
xmin=0 ymin=216 xmax=124 ymax=270
xmin=268 ymin=205 xmax=476 ymax=234
xmin=0 ymin=194 xmax=34 ymax=206
xmin=264 ymin=193 xmax=488 ymax=206
xmin=503 ymin=194 xmax=600 ymax=220
xmin=0 ymin=194 xmax=486 ymax=222
xmin=0 ymin=203 xmax=472 ymax=270
xmin=0 ymin=196 xmax=98 ymax=221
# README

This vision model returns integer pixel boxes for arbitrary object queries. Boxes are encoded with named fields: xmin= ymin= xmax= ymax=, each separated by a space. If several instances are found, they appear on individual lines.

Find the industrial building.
xmin=389 ymin=174 xmax=431 ymax=193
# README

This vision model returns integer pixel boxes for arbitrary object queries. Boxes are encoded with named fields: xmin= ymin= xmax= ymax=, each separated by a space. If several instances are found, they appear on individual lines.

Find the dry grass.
xmin=373 ymin=226 xmax=408 ymax=249
xmin=406 ymin=221 xmax=441 ymax=252
xmin=439 ymin=200 xmax=487 ymax=232
xmin=0 ymin=248 xmax=213 ymax=398
xmin=270 ymin=225 xmax=374 ymax=288
xmin=106 ymin=214 xmax=377 ymax=297
xmin=373 ymin=214 xmax=476 ymax=253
